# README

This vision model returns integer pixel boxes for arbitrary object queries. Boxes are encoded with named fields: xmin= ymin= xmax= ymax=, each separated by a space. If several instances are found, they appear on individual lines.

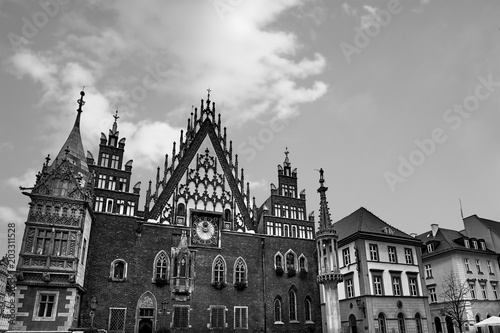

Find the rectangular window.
xmin=35 ymin=229 xmax=52 ymax=255
xmin=481 ymin=284 xmax=487 ymax=299
xmin=369 ymin=244 xmax=379 ymax=261
xmin=274 ymin=204 xmax=281 ymax=217
xmin=408 ymin=276 xmax=419 ymax=296
xmin=95 ymin=197 xmax=104 ymax=212
xmin=37 ymin=293 xmax=56 ymax=317
xmin=343 ymin=248 xmax=351 ymax=266
xmin=119 ymin=178 xmax=127 ymax=192
xmin=210 ymin=306 xmax=225 ymax=329
xmin=427 ymin=243 xmax=434 ymax=253
xmin=52 ymin=231 xmax=69 ymax=256
xmin=306 ymin=227 xmax=313 ymax=239
xmin=281 ymin=184 xmax=288 ymax=196
xmin=299 ymin=226 xmax=305 ymax=239
xmin=234 ymin=306 xmax=248 ymax=329
xmin=117 ymin=200 xmax=125 ymax=215
xmin=100 ymin=153 xmax=110 ymax=167
xmin=172 ymin=306 xmax=189 ymax=328
xmin=289 ymin=185 xmax=296 ymax=198
xmin=492 ymin=284 xmax=498 ymax=299
xmin=487 ymin=261 xmax=493 ymax=274
xmin=298 ymin=207 xmax=305 ymax=220
xmin=291 ymin=226 xmax=297 ymax=238
xmin=81 ymin=239 xmax=87 ymax=265
xmin=472 ymin=240 xmax=478 ymax=249
xmin=392 ymin=276 xmax=402 ymax=296
xmin=290 ymin=206 xmax=297 ymax=219
xmin=425 ymin=264 xmax=433 ymax=278
xmin=275 ymin=223 xmax=282 ymax=237
xmin=388 ymin=246 xmax=397 ymax=263
xmin=282 ymin=205 xmax=289 ymax=218
xmin=469 ymin=283 xmax=476 ymax=299
xmin=429 ymin=287 xmax=437 ymax=303
xmin=405 ymin=248 xmax=414 ymax=264
xmin=108 ymin=308 xmax=126 ymax=331
xmin=481 ymin=242 xmax=486 ymax=250
xmin=108 ymin=176 xmax=116 ymax=191
xmin=267 ymin=222 xmax=274 ymax=235
xmin=464 ymin=239 xmax=470 ymax=248
xmin=476 ymin=259 xmax=482 ymax=274
xmin=111 ymin=155 xmax=120 ymax=169
xmin=283 ymin=224 xmax=289 ymax=237
xmin=98 ymin=174 xmax=107 ymax=188
xmin=346 ymin=278 xmax=354 ymax=298
xmin=373 ymin=274 xmax=383 ymax=295
xmin=126 ymin=201 xmax=135 ymax=216
xmin=465 ymin=258 xmax=471 ymax=272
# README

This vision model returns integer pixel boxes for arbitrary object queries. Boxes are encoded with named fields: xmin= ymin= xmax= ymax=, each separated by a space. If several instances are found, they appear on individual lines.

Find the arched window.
xmin=274 ymin=252 xmax=283 ymax=269
xmin=110 ymin=259 xmax=127 ymax=281
xmin=476 ymin=315 xmax=482 ymax=333
xmin=349 ymin=314 xmax=357 ymax=333
xmin=378 ymin=313 xmax=387 ymax=333
xmin=234 ymin=257 xmax=247 ymax=284
xmin=224 ymin=209 xmax=232 ymax=222
xmin=274 ymin=297 xmax=282 ymax=323
xmin=415 ymin=313 xmax=423 ymax=333
xmin=304 ymin=296 xmax=312 ymax=322
xmin=153 ymin=251 xmax=169 ymax=280
xmin=285 ymin=250 xmax=296 ymax=272
xmin=179 ymin=258 xmax=187 ymax=277
xmin=212 ymin=255 xmax=226 ymax=283
xmin=299 ymin=255 xmax=307 ymax=272
xmin=289 ymin=288 xmax=297 ymax=322
xmin=397 ymin=313 xmax=406 ymax=333
xmin=284 ymin=225 xmax=289 ymax=237
xmin=177 ymin=203 xmax=186 ymax=216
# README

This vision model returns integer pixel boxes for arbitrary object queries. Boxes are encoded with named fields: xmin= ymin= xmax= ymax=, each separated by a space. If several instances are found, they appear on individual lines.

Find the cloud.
xmin=5 ymin=168 xmax=38 ymax=190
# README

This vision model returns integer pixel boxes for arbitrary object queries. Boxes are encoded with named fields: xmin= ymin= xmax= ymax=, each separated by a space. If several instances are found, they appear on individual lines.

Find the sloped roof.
xmin=333 ymin=207 xmax=414 ymax=241
xmin=468 ymin=215 xmax=500 ymax=236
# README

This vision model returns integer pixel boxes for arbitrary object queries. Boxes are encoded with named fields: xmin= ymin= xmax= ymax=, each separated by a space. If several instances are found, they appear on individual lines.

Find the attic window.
xmin=381 ymin=227 xmax=394 ymax=235
xmin=427 ymin=243 xmax=434 ymax=253
xmin=472 ymin=240 xmax=478 ymax=249
xmin=464 ymin=239 xmax=470 ymax=248
xmin=481 ymin=242 xmax=486 ymax=251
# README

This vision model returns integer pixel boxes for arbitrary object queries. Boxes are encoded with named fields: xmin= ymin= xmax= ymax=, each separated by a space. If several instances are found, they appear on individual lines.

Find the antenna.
xmin=459 ymin=198 xmax=464 ymax=219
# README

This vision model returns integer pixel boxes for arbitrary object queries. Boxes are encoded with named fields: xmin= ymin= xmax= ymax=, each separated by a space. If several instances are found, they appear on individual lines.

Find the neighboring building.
xmin=335 ymin=207 xmax=432 ymax=333
xmin=15 ymin=91 xmax=324 ymax=332
xmin=13 ymin=91 xmax=94 ymax=331
xmin=463 ymin=215 xmax=500 ymax=254
xmin=0 ymin=255 xmax=9 ymax=332
xmin=417 ymin=223 xmax=500 ymax=333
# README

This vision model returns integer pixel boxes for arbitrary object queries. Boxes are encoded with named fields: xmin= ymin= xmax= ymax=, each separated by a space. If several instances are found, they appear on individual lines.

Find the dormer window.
xmin=464 ymin=239 xmax=470 ymax=248
xmin=472 ymin=240 xmax=478 ymax=249
xmin=381 ymin=227 xmax=394 ymax=235
xmin=481 ymin=242 xmax=486 ymax=250
xmin=427 ymin=243 xmax=434 ymax=253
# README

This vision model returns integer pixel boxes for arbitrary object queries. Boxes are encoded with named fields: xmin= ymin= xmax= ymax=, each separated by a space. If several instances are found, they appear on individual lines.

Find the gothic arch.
xmin=298 ymin=254 xmax=308 ymax=272
xmin=285 ymin=249 xmax=297 ymax=272
xmin=152 ymin=250 xmax=170 ymax=282
xmin=135 ymin=291 xmax=157 ymax=333
xmin=233 ymin=257 xmax=247 ymax=284
xmin=212 ymin=255 xmax=227 ymax=283
xmin=274 ymin=252 xmax=283 ymax=269
xmin=288 ymin=285 xmax=298 ymax=322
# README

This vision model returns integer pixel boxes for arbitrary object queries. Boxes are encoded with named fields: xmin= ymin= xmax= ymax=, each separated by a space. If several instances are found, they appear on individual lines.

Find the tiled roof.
xmin=333 ymin=207 xmax=414 ymax=240
xmin=470 ymin=215 xmax=500 ymax=236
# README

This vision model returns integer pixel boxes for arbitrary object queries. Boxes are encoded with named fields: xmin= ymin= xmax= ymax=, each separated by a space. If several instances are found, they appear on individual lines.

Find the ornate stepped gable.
xmin=145 ymin=90 xmax=256 ymax=231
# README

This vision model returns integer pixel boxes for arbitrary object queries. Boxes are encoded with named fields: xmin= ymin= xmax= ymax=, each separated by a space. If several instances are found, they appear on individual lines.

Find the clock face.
xmin=192 ymin=215 xmax=219 ymax=246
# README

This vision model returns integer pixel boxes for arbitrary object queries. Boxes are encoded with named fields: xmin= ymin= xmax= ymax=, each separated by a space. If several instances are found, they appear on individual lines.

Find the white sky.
xmin=0 ymin=0 xmax=499 ymax=256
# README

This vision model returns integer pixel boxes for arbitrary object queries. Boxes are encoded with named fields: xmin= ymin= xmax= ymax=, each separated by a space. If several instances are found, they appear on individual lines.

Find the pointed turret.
xmin=314 ymin=168 xmax=342 ymax=333
xmin=52 ymin=90 xmax=89 ymax=178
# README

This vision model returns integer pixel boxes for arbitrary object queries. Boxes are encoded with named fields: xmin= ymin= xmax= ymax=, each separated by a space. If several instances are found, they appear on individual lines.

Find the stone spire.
xmin=317 ymin=168 xmax=332 ymax=230
xmin=52 ymin=90 xmax=89 ymax=178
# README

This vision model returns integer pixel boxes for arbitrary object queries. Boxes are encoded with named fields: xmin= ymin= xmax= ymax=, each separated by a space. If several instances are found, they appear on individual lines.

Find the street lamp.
xmin=356 ymin=298 xmax=366 ymax=318
xmin=89 ymin=296 xmax=98 ymax=328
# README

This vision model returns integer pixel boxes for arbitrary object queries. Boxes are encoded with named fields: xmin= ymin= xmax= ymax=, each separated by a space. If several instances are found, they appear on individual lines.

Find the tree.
xmin=440 ymin=271 xmax=473 ymax=333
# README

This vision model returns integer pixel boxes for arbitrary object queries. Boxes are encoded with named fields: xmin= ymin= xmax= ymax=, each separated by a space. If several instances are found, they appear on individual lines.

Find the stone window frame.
xmin=171 ymin=305 xmax=191 ymax=329
xmin=208 ymin=305 xmax=227 ymax=329
xmin=234 ymin=306 xmax=248 ymax=329
xmin=344 ymin=272 xmax=355 ymax=298
xmin=152 ymin=250 xmax=170 ymax=282
xmin=274 ymin=296 xmax=283 ymax=324
xmin=370 ymin=269 xmax=385 ymax=296
xmin=388 ymin=246 xmax=397 ymax=263
xmin=304 ymin=296 xmax=313 ymax=323
xmin=233 ymin=257 xmax=248 ymax=284
xmin=285 ymin=249 xmax=298 ymax=273
xmin=274 ymin=252 xmax=283 ymax=270
xmin=298 ymin=254 xmax=308 ymax=272
xmin=32 ymin=291 xmax=59 ymax=322
xmin=109 ymin=259 xmax=128 ymax=282
xmin=108 ymin=307 xmax=126 ymax=332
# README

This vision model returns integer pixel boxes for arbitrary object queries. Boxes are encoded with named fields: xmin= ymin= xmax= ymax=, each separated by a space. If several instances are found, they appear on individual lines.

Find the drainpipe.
xmin=261 ymin=238 xmax=267 ymax=332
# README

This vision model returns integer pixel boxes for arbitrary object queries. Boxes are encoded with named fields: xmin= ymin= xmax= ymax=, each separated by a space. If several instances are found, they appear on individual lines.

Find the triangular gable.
xmin=146 ymin=96 xmax=253 ymax=231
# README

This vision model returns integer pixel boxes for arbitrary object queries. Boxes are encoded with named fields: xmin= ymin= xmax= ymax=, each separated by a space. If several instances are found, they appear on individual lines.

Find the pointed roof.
xmin=317 ymin=168 xmax=332 ymax=230
xmin=465 ymin=215 xmax=500 ymax=236
xmin=333 ymin=207 xmax=415 ymax=241
xmin=146 ymin=92 xmax=253 ymax=230
xmin=52 ymin=90 xmax=89 ymax=178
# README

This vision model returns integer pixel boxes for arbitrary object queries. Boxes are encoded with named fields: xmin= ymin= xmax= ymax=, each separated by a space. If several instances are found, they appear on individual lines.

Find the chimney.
xmin=431 ymin=224 xmax=439 ymax=237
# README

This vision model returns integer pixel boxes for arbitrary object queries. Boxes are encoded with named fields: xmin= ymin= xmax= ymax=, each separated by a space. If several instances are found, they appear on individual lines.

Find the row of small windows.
xmin=341 ymin=245 xmax=414 ymax=267
xmin=464 ymin=258 xmax=496 ymax=275
xmin=266 ymin=222 xmax=313 ymax=239
xmin=427 ymin=282 xmax=499 ymax=303
xmin=274 ymin=251 xmax=308 ymax=272
xmin=464 ymin=238 xmax=487 ymax=250
xmin=279 ymin=184 xmax=297 ymax=198
xmin=343 ymin=272 xmax=420 ymax=297
xmin=95 ymin=197 xmax=135 ymax=216
xmin=23 ymin=228 xmax=86 ymax=262
xmin=273 ymin=204 xmax=305 ymax=220
xmin=109 ymin=253 xmax=247 ymax=284
xmin=100 ymin=153 xmax=120 ymax=169
xmin=108 ymin=305 xmax=249 ymax=331
xmin=274 ymin=290 xmax=313 ymax=324
xmin=377 ymin=312 xmax=424 ymax=333
xmin=96 ymin=174 xmax=128 ymax=192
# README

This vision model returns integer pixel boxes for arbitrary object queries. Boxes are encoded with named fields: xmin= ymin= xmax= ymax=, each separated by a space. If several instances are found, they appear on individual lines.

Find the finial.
xmin=45 ymin=154 xmax=51 ymax=166
xmin=77 ymin=89 xmax=86 ymax=113
xmin=207 ymin=87 xmax=211 ymax=101
xmin=319 ymin=168 xmax=324 ymax=185
xmin=284 ymin=147 xmax=290 ymax=166
xmin=113 ymin=109 xmax=119 ymax=123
